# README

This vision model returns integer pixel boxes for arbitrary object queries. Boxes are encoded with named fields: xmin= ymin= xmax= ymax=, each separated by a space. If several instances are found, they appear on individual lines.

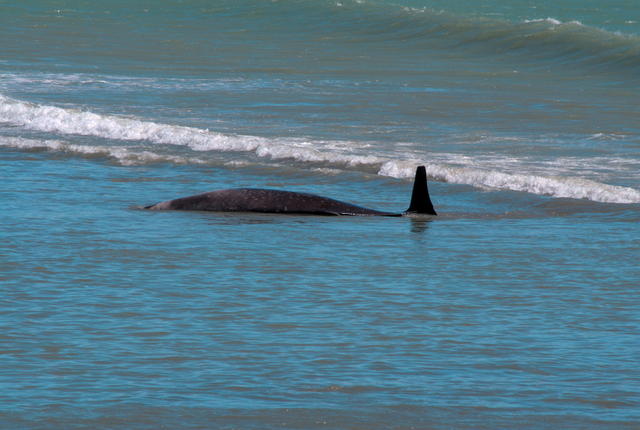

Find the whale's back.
xmin=147 ymin=188 xmax=399 ymax=216
xmin=145 ymin=166 xmax=436 ymax=217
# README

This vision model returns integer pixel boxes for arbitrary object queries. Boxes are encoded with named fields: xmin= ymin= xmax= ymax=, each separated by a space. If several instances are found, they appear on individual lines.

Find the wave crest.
xmin=380 ymin=161 xmax=640 ymax=204
xmin=340 ymin=2 xmax=640 ymax=72
xmin=0 ymin=136 xmax=207 ymax=166
xmin=2 ymin=94 xmax=639 ymax=204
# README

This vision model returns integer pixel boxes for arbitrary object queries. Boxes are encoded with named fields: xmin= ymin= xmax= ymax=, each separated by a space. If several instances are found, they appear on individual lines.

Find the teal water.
xmin=1 ymin=1 xmax=640 ymax=428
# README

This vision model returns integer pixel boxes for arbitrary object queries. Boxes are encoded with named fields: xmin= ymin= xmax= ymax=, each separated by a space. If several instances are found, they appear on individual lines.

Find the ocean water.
xmin=1 ymin=0 xmax=639 ymax=428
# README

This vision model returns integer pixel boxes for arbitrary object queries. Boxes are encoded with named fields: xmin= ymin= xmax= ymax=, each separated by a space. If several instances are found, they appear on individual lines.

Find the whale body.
xmin=145 ymin=166 xmax=437 ymax=216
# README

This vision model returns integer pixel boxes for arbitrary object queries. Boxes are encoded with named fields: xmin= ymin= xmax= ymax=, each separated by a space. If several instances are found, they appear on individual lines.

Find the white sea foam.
xmin=0 ymin=72 xmax=286 ymax=94
xmin=0 ymin=94 xmax=383 ymax=167
xmin=523 ymin=17 xmax=583 ymax=26
xmin=379 ymin=161 xmax=640 ymax=204
xmin=2 ymin=94 xmax=639 ymax=204
xmin=0 ymin=136 xmax=207 ymax=166
xmin=0 ymin=94 xmax=253 ymax=151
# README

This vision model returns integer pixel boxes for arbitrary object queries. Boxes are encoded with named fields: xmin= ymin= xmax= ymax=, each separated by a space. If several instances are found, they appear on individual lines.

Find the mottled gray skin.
xmin=146 ymin=188 xmax=400 ymax=216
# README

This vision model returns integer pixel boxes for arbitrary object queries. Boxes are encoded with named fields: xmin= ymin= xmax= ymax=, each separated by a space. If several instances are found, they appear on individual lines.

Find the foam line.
xmin=3 ymin=95 xmax=639 ymax=204
xmin=379 ymin=161 xmax=640 ymax=204
xmin=0 ymin=136 xmax=207 ymax=166
xmin=0 ymin=94 xmax=381 ymax=166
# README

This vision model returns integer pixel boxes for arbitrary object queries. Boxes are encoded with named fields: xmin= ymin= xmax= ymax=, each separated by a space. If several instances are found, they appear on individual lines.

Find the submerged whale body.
xmin=145 ymin=166 xmax=437 ymax=216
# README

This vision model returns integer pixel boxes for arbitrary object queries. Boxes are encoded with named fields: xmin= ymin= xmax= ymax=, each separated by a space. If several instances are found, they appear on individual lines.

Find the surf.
xmin=2 ymin=94 xmax=640 ymax=204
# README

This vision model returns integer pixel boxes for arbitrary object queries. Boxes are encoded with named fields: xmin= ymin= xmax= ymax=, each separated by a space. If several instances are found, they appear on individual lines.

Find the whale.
xmin=145 ymin=166 xmax=437 ymax=216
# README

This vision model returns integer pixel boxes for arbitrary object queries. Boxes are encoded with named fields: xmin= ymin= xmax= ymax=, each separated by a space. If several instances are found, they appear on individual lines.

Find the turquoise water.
xmin=1 ymin=1 xmax=639 ymax=428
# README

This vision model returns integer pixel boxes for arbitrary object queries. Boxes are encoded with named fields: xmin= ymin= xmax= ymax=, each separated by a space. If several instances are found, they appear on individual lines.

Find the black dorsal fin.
xmin=406 ymin=166 xmax=437 ymax=215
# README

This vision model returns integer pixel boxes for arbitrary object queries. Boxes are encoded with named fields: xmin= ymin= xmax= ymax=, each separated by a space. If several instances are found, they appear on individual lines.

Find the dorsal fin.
xmin=406 ymin=166 xmax=437 ymax=215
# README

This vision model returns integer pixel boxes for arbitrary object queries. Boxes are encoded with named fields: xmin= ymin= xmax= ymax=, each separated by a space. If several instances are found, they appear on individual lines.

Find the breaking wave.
xmin=331 ymin=1 xmax=640 ymax=72
xmin=2 ymin=94 xmax=639 ymax=204
xmin=0 ymin=136 xmax=207 ymax=166
xmin=380 ymin=161 xmax=640 ymax=205
xmin=0 ymin=94 xmax=380 ymax=166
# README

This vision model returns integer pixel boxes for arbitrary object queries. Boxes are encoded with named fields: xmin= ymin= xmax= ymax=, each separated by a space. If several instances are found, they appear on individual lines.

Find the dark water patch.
xmin=226 ymin=0 xmax=640 ymax=76
xmin=3 ymin=404 xmax=639 ymax=430
xmin=298 ymin=384 xmax=386 ymax=394
xmin=535 ymin=198 xmax=640 ymax=220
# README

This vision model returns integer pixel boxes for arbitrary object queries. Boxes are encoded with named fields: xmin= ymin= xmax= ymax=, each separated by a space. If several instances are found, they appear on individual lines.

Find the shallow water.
xmin=1 ymin=0 xmax=640 ymax=428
